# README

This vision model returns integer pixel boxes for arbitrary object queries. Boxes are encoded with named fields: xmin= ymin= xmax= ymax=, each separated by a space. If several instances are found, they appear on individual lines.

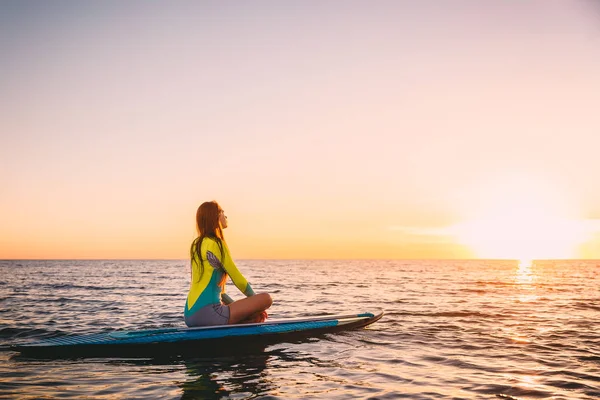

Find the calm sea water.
xmin=0 ymin=259 xmax=598 ymax=399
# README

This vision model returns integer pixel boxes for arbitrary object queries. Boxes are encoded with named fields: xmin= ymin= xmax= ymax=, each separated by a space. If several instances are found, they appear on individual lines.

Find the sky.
xmin=1 ymin=1 xmax=600 ymax=260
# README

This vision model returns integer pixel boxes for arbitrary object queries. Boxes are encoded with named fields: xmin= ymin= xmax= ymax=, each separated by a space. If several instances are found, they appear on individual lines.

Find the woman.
xmin=184 ymin=201 xmax=272 ymax=327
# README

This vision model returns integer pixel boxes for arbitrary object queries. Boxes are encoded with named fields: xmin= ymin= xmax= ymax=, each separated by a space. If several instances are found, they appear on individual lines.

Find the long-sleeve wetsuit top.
xmin=185 ymin=236 xmax=255 ymax=318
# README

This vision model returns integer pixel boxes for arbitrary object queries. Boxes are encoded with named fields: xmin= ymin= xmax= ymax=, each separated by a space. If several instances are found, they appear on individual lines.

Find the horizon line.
xmin=2 ymin=258 xmax=600 ymax=262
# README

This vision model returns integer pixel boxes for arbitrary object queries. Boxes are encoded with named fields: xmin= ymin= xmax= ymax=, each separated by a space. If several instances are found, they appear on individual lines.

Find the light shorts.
xmin=184 ymin=303 xmax=230 ymax=327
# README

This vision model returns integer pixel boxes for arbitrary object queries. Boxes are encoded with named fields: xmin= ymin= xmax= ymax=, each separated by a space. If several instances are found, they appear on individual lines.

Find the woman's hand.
xmin=221 ymin=293 xmax=234 ymax=305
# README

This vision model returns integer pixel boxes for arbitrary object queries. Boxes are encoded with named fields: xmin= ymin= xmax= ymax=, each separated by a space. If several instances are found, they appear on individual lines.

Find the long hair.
xmin=190 ymin=201 xmax=225 ymax=281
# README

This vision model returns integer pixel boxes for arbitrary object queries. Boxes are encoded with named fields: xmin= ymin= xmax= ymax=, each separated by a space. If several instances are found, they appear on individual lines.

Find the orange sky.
xmin=2 ymin=1 xmax=600 ymax=260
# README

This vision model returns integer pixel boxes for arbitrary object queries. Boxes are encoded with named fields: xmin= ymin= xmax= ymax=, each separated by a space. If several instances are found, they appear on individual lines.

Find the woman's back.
xmin=185 ymin=236 xmax=227 ymax=317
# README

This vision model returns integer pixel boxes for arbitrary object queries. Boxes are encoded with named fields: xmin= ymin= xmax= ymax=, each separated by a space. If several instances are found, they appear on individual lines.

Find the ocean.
xmin=0 ymin=259 xmax=598 ymax=399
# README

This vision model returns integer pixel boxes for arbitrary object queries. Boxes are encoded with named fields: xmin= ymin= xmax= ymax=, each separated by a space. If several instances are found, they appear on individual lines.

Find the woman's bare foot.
xmin=239 ymin=311 xmax=268 ymax=324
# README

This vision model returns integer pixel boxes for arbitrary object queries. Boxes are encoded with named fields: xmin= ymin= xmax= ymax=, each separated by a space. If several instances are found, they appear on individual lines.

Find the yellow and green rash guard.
xmin=184 ymin=237 xmax=255 ymax=318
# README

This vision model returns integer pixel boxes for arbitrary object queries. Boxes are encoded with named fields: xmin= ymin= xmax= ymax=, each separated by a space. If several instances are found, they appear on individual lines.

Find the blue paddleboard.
xmin=12 ymin=311 xmax=383 ymax=357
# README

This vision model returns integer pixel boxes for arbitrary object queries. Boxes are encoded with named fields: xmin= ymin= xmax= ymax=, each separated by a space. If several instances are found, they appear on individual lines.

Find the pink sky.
xmin=1 ymin=1 xmax=600 ymax=259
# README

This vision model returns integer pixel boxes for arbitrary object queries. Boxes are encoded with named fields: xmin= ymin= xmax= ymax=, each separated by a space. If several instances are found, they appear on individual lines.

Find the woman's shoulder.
xmin=196 ymin=236 xmax=224 ymax=248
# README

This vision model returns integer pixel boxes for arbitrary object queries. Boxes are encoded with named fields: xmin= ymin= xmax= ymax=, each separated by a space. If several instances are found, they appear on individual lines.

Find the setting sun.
xmin=452 ymin=216 xmax=587 ymax=260
xmin=450 ymin=176 xmax=588 ymax=260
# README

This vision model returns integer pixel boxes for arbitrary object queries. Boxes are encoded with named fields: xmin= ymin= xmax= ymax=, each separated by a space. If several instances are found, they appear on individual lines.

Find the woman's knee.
xmin=259 ymin=293 xmax=273 ymax=309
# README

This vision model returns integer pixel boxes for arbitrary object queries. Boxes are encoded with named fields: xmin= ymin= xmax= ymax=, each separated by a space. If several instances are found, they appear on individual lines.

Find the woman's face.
xmin=219 ymin=209 xmax=228 ymax=229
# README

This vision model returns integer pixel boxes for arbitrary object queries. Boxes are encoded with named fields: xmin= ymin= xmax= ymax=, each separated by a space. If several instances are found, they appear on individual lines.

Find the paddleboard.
xmin=12 ymin=311 xmax=383 ymax=357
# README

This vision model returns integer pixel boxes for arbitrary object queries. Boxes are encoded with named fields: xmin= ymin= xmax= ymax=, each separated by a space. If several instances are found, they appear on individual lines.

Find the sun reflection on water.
xmin=516 ymin=259 xmax=539 ymax=302
xmin=516 ymin=259 xmax=535 ymax=285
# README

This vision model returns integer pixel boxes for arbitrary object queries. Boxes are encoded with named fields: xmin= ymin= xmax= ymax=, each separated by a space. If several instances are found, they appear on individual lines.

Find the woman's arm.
xmin=221 ymin=246 xmax=255 ymax=296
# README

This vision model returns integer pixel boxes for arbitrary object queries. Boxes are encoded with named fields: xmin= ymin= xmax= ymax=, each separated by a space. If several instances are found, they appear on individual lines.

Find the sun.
xmin=451 ymin=215 xmax=586 ymax=260
xmin=450 ymin=176 xmax=588 ymax=260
